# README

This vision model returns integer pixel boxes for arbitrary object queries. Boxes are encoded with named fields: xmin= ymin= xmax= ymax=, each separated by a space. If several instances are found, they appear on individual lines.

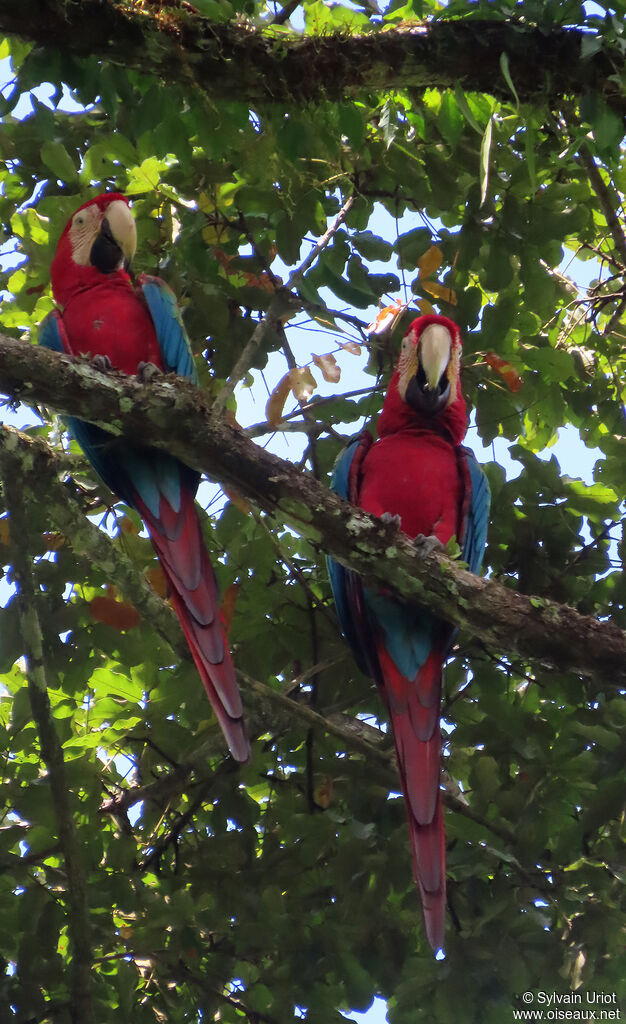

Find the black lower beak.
xmin=90 ymin=217 xmax=123 ymax=274
xmin=406 ymin=371 xmax=450 ymax=416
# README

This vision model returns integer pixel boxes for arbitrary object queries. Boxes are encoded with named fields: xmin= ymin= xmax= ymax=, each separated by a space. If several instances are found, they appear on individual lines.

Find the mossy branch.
xmin=0 ymin=335 xmax=623 ymax=689
xmin=1 ymin=2 xmax=624 ymax=111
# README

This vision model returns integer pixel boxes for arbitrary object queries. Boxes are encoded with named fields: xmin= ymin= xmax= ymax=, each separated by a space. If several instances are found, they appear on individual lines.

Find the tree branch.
xmin=0 ymin=449 xmax=95 ymax=1024
xmin=0 ymin=426 xmax=536 ymax=849
xmin=2 ymin=4 xmax=624 ymax=111
xmin=0 ymin=333 xmax=623 ymax=688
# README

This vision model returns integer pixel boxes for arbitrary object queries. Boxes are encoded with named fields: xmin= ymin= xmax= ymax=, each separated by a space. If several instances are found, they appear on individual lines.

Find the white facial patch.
xmin=69 ymin=204 xmax=102 ymax=266
xmin=68 ymin=199 xmax=136 ymax=270
xmin=397 ymin=326 xmax=418 ymax=400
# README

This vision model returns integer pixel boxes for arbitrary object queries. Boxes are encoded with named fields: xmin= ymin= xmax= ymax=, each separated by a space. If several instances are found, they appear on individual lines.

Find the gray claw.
xmin=414 ymin=533 xmax=444 ymax=557
xmin=380 ymin=511 xmax=402 ymax=528
xmin=136 ymin=361 xmax=162 ymax=383
xmin=91 ymin=354 xmax=112 ymax=372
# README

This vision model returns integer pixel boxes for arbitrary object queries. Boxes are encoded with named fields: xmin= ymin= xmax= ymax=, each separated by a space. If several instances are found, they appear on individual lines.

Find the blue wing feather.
xmin=138 ymin=274 xmax=198 ymax=383
xmin=325 ymin=438 xmax=368 ymax=671
xmin=39 ymin=311 xmax=66 ymax=355
xmin=38 ymin=306 xmax=199 ymax=515
xmin=328 ymin=437 xmax=489 ymax=684
xmin=460 ymin=447 xmax=491 ymax=575
xmin=327 ymin=434 xmax=437 ymax=680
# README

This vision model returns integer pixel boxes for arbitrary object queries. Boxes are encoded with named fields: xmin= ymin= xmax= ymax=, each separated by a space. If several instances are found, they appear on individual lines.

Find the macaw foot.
xmin=136 ymin=361 xmax=162 ymax=384
xmin=380 ymin=511 xmax=402 ymax=528
xmin=414 ymin=533 xmax=444 ymax=557
xmin=91 ymin=354 xmax=112 ymax=372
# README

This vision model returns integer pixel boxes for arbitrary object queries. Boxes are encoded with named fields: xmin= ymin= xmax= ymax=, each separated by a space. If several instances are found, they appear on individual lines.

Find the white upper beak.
xmin=420 ymin=324 xmax=452 ymax=390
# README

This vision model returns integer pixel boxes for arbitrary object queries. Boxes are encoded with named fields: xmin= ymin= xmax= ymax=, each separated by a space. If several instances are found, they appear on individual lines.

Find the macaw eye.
xmin=74 ymin=215 xmax=85 ymax=226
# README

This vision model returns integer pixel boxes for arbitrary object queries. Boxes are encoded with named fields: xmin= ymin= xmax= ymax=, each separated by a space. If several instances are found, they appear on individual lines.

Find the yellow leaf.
xmin=289 ymin=366 xmax=317 ymax=403
xmin=202 ymin=224 xmax=224 ymax=246
xmin=265 ymin=372 xmax=293 ymax=427
xmin=418 ymin=245 xmax=443 ymax=279
xmin=417 ymin=298 xmax=436 ymax=315
xmin=145 ymin=565 xmax=168 ymax=598
xmin=312 ymin=312 xmax=340 ymax=331
xmin=0 ymin=518 xmax=10 ymax=546
xmin=222 ymin=485 xmax=251 ymax=515
xmin=422 ymin=280 xmax=457 ymax=305
xmin=198 ymin=191 xmax=215 ymax=214
xmin=312 ymin=352 xmax=341 ymax=384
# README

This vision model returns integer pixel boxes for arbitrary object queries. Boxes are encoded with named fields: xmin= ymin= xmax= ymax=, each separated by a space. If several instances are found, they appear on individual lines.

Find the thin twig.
xmin=576 ymin=144 xmax=626 ymax=269
xmin=212 ymin=194 xmax=356 ymax=416
xmin=245 ymin=383 xmax=384 ymax=437
xmin=270 ymin=0 xmax=301 ymax=24
xmin=240 ymin=671 xmax=517 ymax=844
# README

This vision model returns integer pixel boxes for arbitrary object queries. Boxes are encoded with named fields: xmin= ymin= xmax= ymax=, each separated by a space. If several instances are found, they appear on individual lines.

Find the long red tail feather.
xmin=379 ymin=644 xmax=446 ymax=951
xmin=137 ymin=488 xmax=250 ymax=762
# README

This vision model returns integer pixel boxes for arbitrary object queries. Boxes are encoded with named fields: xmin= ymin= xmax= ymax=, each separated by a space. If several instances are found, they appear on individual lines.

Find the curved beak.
xmin=420 ymin=324 xmax=452 ymax=391
xmin=405 ymin=324 xmax=452 ymax=416
xmin=90 ymin=199 xmax=136 ymax=274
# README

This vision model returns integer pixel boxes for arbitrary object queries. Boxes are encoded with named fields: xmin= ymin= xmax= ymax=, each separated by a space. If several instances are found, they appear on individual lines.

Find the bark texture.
xmin=1 ymin=1 xmax=624 ymax=110
xmin=0 ymin=332 xmax=624 ymax=688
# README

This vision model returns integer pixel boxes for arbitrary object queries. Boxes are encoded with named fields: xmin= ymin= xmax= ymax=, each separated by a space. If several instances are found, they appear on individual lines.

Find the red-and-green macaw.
xmin=327 ymin=314 xmax=490 ymax=952
xmin=39 ymin=193 xmax=249 ymax=762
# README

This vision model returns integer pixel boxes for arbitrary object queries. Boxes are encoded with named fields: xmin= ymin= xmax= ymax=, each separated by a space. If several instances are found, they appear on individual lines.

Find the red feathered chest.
xmin=358 ymin=429 xmax=463 ymax=544
xmin=59 ymin=279 xmax=163 ymax=376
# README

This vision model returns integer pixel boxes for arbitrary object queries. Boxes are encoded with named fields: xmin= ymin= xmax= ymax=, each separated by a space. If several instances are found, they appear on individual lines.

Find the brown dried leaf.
xmin=265 ymin=371 xmax=294 ymax=427
xmin=339 ymin=340 xmax=362 ymax=355
xmin=312 ymin=352 xmax=341 ymax=384
xmin=289 ymin=366 xmax=317 ymax=404
xmin=43 ymin=531 xmax=65 ymax=551
xmin=120 ymin=516 xmax=140 ymax=536
xmin=89 ymin=595 xmax=141 ymax=631
xmin=314 ymin=776 xmax=334 ymax=809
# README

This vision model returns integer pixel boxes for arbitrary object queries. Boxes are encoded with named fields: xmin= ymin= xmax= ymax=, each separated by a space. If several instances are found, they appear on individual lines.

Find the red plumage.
xmin=348 ymin=314 xmax=469 ymax=951
xmin=44 ymin=194 xmax=249 ymax=762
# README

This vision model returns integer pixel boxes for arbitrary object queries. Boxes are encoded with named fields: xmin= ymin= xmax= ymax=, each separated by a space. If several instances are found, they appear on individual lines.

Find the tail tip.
xmin=229 ymin=728 xmax=251 ymax=763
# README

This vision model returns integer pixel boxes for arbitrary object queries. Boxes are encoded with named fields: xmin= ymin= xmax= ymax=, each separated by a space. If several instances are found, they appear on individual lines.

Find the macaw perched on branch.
xmin=39 ymin=193 xmax=250 ymax=762
xmin=328 ymin=314 xmax=490 ymax=952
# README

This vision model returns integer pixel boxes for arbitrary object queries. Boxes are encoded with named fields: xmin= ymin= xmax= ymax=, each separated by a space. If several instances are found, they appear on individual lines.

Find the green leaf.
xmin=479 ymin=116 xmax=493 ymax=206
xmin=499 ymin=52 xmax=520 ymax=111
xmin=380 ymin=97 xmax=398 ymax=149
xmin=40 ymin=140 xmax=78 ymax=183
xmin=438 ymin=91 xmax=464 ymax=149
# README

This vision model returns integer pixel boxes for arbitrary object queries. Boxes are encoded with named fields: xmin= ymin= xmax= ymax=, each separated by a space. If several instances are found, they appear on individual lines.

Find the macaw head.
xmin=397 ymin=315 xmax=462 ymax=416
xmin=50 ymin=193 xmax=136 ymax=306
xmin=378 ymin=314 xmax=468 ymax=444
